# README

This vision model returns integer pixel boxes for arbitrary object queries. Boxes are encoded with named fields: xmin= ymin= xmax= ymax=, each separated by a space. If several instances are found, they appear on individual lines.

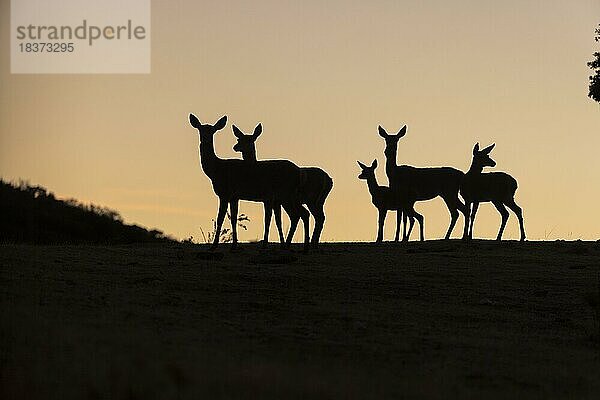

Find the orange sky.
xmin=1 ymin=0 xmax=600 ymax=242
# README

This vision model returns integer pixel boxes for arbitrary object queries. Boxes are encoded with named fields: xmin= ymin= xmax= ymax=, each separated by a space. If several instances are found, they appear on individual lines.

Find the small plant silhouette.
xmin=200 ymin=212 xmax=250 ymax=244
xmin=543 ymin=228 xmax=555 ymax=241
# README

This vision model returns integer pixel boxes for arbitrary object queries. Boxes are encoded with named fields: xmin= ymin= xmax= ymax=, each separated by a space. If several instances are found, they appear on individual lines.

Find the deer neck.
xmin=384 ymin=144 xmax=398 ymax=173
xmin=199 ymin=139 xmax=220 ymax=178
xmin=467 ymin=160 xmax=484 ymax=175
xmin=241 ymin=148 xmax=257 ymax=163
xmin=366 ymin=175 xmax=380 ymax=196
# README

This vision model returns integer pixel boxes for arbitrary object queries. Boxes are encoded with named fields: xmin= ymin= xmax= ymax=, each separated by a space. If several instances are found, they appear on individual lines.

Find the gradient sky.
xmin=1 ymin=0 xmax=600 ymax=242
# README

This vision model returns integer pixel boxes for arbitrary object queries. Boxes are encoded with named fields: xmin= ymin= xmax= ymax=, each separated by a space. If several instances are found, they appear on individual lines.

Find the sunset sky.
xmin=1 ymin=0 xmax=600 ymax=242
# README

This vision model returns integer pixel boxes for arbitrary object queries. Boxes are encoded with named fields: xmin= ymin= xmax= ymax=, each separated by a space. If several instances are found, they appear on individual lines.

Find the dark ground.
xmin=1 ymin=241 xmax=599 ymax=399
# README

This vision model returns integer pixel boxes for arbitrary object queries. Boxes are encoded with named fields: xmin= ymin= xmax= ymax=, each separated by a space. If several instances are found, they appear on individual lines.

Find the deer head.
xmin=378 ymin=125 xmax=407 ymax=158
xmin=357 ymin=159 xmax=378 ymax=180
xmin=232 ymin=123 xmax=263 ymax=154
xmin=471 ymin=143 xmax=496 ymax=169
xmin=188 ymin=113 xmax=228 ymax=143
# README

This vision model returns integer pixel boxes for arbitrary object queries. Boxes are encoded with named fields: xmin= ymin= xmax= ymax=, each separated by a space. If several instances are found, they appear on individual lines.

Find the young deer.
xmin=378 ymin=125 xmax=469 ymax=240
xmin=461 ymin=143 xmax=526 ymax=241
xmin=188 ymin=114 xmax=310 ymax=251
xmin=232 ymin=123 xmax=333 ymax=247
xmin=357 ymin=159 xmax=423 ymax=242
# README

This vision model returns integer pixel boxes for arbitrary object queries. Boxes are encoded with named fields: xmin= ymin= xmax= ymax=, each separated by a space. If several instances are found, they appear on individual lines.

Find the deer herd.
xmin=189 ymin=113 xmax=526 ymax=252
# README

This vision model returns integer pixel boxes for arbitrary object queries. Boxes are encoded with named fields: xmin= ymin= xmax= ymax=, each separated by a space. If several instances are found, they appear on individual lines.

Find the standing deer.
xmin=378 ymin=125 xmax=469 ymax=240
xmin=461 ymin=143 xmax=526 ymax=241
xmin=188 ymin=114 xmax=310 ymax=251
xmin=232 ymin=123 xmax=333 ymax=247
xmin=357 ymin=159 xmax=423 ymax=242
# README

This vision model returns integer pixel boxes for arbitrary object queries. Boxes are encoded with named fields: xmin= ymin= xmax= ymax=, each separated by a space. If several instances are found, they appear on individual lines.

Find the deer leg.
xmin=493 ymin=201 xmax=509 ymax=241
xmin=376 ymin=209 xmax=386 ymax=243
xmin=309 ymin=203 xmax=326 ymax=247
xmin=402 ymin=211 xmax=409 ymax=242
xmin=505 ymin=198 xmax=526 ymax=241
xmin=300 ymin=205 xmax=310 ymax=252
xmin=413 ymin=210 xmax=424 ymax=241
xmin=463 ymin=202 xmax=471 ymax=240
xmin=405 ymin=207 xmax=423 ymax=241
xmin=407 ymin=213 xmax=416 ymax=241
xmin=286 ymin=204 xmax=310 ymax=251
xmin=285 ymin=210 xmax=299 ymax=248
xmin=457 ymin=199 xmax=470 ymax=239
xmin=469 ymin=202 xmax=479 ymax=239
xmin=262 ymin=202 xmax=273 ymax=248
xmin=273 ymin=204 xmax=286 ymax=247
xmin=402 ymin=211 xmax=409 ymax=241
xmin=210 ymin=198 xmax=228 ymax=251
xmin=394 ymin=210 xmax=402 ymax=242
xmin=443 ymin=199 xmax=460 ymax=240
xmin=229 ymin=200 xmax=239 ymax=250
xmin=284 ymin=204 xmax=307 ymax=250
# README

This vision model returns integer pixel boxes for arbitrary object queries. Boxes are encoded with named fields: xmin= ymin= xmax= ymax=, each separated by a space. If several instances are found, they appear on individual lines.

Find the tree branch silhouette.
xmin=588 ymin=24 xmax=600 ymax=103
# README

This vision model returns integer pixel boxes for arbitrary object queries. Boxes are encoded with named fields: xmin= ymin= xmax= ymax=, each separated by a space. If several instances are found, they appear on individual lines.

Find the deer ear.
xmin=482 ymin=143 xmax=495 ymax=154
xmin=214 ymin=116 xmax=227 ymax=131
xmin=232 ymin=125 xmax=244 ymax=138
xmin=473 ymin=143 xmax=480 ymax=155
xmin=253 ymin=123 xmax=262 ymax=139
xmin=378 ymin=125 xmax=388 ymax=138
xmin=371 ymin=159 xmax=377 ymax=168
xmin=397 ymin=125 xmax=407 ymax=137
xmin=189 ymin=113 xmax=201 ymax=129
xmin=357 ymin=161 xmax=367 ymax=170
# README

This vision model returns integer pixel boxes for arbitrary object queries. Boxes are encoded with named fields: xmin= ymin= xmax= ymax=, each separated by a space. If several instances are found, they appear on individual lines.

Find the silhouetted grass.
xmin=0 ymin=179 xmax=174 ymax=244
xmin=199 ymin=212 xmax=250 ymax=244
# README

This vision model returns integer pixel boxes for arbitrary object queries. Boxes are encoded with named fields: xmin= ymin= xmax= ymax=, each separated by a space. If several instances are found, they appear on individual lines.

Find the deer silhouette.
xmin=232 ymin=123 xmax=333 ymax=247
xmin=378 ymin=125 xmax=469 ymax=240
xmin=188 ymin=114 xmax=310 ymax=251
xmin=357 ymin=159 xmax=423 ymax=242
xmin=461 ymin=143 xmax=526 ymax=241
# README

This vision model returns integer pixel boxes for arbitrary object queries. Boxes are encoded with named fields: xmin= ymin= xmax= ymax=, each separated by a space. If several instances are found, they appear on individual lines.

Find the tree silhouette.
xmin=588 ymin=24 xmax=600 ymax=103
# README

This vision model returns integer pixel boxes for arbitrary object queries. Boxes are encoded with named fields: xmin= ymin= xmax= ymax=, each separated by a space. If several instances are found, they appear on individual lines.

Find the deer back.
xmin=461 ymin=171 xmax=518 ymax=203
xmin=209 ymin=158 xmax=304 ymax=204
xmin=389 ymin=165 xmax=464 ymax=201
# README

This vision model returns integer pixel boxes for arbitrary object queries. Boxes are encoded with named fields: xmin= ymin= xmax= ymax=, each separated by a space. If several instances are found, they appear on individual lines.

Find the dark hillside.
xmin=0 ymin=180 xmax=173 ymax=244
